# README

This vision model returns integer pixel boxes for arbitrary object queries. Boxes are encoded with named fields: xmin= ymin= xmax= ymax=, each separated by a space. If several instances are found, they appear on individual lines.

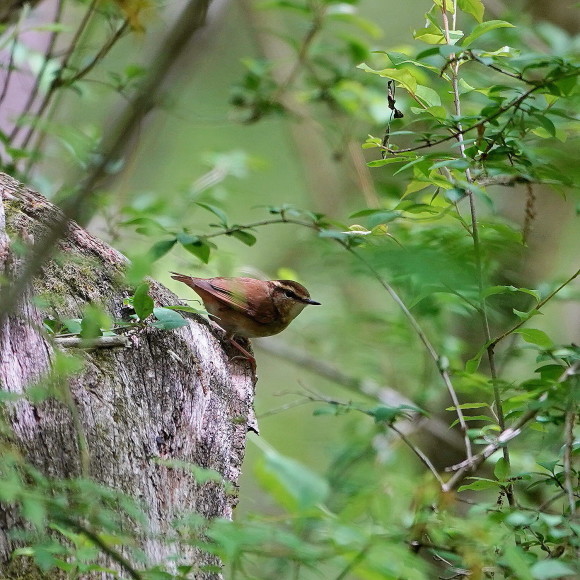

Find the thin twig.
xmin=489 ymin=268 xmax=580 ymax=349
xmin=0 ymin=29 xmax=18 ymax=108
xmin=563 ymin=406 xmax=577 ymax=516
xmin=22 ymin=17 xmax=131 ymax=176
xmin=64 ymin=19 xmax=129 ymax=86
xmin=54 ymin=515 xmax=143 ymax=580
xmin=54 ymin=335 xmax=130 ymax=349
xmin=296 ymin=389 xmax=444 ymax=483
xmin=271 ymin=3 xmax=326 ymax=101
xmin=522 ymin=182 xmax=536 ymax=244
xmin=391 ymin=424 xmax=445 ymax=485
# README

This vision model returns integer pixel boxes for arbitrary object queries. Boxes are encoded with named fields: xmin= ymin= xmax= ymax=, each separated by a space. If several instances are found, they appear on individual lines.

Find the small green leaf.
xmin=462 ymin=20 xmax=515 ymax=48
xmin=494 ymin=457 xmax=510 ymax=481
xmin=63 ymin=319 xmax=82 ymax=334
xmin=133 ymin=283 xmax=154 ymax=321
xmin=513 ymin=308 xmax=542 ymax=321
xmin=21 ymin=496 xmax=46 ymax=528
xmin=152 ymin=307 xmax=189 ymax=330
xmin=80 ymin=305 xmax=108 ymax=339
xmin=147 ymin=238 xmax=177 ymax=261
xmin=458 ymin=478 xmax=499 ymax=491
xmin=120 ymin=217 xmax=168 ymax=234
xmin=178 ymin=234 xmax=211 ymax=263
xmin=357 ymin=64 xmax=417 ymax=93
xmin=229 ymin=229 xmax=257 ymax=246
xmin=457 ymin=0 xmax=485 ymax=22
xmin=514 ymin=328 xmax=553 ymax=349
xmin=530 ymin=560 xmax=576 ymax=579
xmin=255 ymin=449 xmax=329 ymax=513
xmin=367 ymin=157 xmax=411 ymax=167
xmin=195 ymin=202 xmax=229 ymax=226
xmin=483 ymin=285 xmax=540 ymax=301
xmin=465 ymin=348 xmax=485 ymax=373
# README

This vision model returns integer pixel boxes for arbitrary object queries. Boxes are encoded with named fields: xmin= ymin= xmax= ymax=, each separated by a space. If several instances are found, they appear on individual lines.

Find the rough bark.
xmin=0 ymin=172 xmax=256 ymax=578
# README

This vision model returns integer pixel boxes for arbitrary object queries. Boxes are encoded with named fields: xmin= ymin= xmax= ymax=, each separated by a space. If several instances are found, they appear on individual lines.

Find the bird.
xmin=170 ymin=273 xmax=320 ymax=367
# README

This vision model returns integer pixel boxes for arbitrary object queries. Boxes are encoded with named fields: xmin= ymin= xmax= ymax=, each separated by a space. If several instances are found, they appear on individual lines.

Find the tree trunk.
xmin=0 ymin=172 xmax=256 ymax=578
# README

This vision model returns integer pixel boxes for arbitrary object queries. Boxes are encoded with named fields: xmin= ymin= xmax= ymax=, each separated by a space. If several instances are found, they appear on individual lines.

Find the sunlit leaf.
xmin=462 ymin=20 xmax=515 ymax=48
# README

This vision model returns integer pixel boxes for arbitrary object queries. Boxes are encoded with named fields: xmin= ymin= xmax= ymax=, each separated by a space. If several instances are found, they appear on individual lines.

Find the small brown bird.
xmin=170 ymin=273 xmax=320 ymax=366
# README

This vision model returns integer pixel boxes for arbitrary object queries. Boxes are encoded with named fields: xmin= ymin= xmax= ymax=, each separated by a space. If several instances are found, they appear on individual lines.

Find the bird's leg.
xmin=208 ymin=320 xmax=256 ymax=370
xmin=227 ymin=336 xmax=256 ymax=371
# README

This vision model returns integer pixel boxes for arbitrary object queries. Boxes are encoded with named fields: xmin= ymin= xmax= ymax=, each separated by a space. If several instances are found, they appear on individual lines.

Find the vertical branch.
xmin=563 ymin=404 xmax=577 ymax=517
xmin=522 ymin=182 xmax=536 ymax=244
xmin=0 ymin=31 xmax=19 ymax=108
xmin=441 ymin=0 xmax=510 ymax=495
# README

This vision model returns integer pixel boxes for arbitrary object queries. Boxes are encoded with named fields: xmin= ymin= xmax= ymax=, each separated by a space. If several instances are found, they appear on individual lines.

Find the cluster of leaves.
xmin=42 ymin=282 xmax=196 ymax=342
xmin=230 ymin=0 xmax=382 ymax=124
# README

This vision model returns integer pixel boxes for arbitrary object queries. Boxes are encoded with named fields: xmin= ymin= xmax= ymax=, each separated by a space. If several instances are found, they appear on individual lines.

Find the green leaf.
xmin=483 ymin=285 xmax=540 ymax=301
xmin=512 ymin=308 xmax=542 ymax=321
xmin=152 ymin=307 xmax=189 ymax=330
xmin=530 ymin=560 xmax=576 ymax=579
xmin=514 ymin=328 xmax=553 ymax=349
xmin=357 ymin=64 xmax=417 ymax=94
xmin=63 ymin=319 xmax=82 ymax=334
xmin=450 ymin=415 xmax=495 ymax=427
xmin=255 ymin=449 xmax=329 ymax=513
xmin=21 ymin=496 xmax=46 ymax=528
xmin=502 ymin=544 xmax=534 ymax=580
xmin=367 ymin=157 xmax=411 ymax=167
xmin=80 ymin=305 xmax=110 ymax=339
xmin=120 ymin=217 xmax=168 ymax=235
xmin=531 ymin=113 xmax=556 ymax=137
xmin=414 ymin=84 xmax=441 ymax=108
xmin=457 ymin=0 xmax=485 ymax=22
xmin=462 ymin=20 xmax=515 ymax=48
xmin=195 ymin=202 xmax=229 ymax=226
xmin=465 ymin=348 xmax=485 ymax=373
xmin=229 ymin=229 xmax=257 ymax=246
xmin=458 ymin=478 xmax=499 ymax=491
xmin=494 ymin=457 xmax=510 ymax=481
xmin=133 ymin=283 xmax=154 ymax=321
xmin=147 ymin=238 xmax=177 ymax=261
xmin=177 ymin=234 xmax=211 ymax=263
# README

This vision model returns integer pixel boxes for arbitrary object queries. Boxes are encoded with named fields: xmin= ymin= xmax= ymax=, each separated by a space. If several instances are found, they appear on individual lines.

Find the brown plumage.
xmin=170 ymin=273 xmax=320 ymax=366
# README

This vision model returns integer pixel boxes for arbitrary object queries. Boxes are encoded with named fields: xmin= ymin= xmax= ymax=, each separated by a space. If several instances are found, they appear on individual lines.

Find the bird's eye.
xmin=284 ymin=290 xmax=294 ymax=298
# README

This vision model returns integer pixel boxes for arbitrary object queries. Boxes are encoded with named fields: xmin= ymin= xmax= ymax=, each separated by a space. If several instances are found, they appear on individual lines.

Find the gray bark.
xmin=0 ymin=172 xmax=256 ymax=578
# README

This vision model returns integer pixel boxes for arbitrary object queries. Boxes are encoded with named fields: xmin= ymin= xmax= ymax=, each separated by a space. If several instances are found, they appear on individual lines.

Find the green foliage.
xmin=0 ymin=0 xmax=579 ymax=579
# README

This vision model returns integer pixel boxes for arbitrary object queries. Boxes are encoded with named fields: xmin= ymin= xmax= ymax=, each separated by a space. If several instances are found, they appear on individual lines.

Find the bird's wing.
xmin=205 ymin=278 xmax=275 ymax=324
xmin=171 ymin=274 xmax=273 ymax=323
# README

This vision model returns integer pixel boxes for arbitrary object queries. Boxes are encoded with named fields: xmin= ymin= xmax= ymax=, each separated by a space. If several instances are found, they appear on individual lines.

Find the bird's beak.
xmin=307 ymin=299 xmax=321 ymax=305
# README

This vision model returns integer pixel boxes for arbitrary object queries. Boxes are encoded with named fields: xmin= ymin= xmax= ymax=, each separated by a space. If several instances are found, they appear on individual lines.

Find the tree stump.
xmin=0 ymin=172 xmax=256 ymax=578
